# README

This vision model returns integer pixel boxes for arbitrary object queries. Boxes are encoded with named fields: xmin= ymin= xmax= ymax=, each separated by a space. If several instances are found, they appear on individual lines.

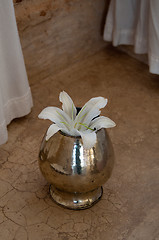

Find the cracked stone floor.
xmin=0 ymin=46 xmax=159 ymax=240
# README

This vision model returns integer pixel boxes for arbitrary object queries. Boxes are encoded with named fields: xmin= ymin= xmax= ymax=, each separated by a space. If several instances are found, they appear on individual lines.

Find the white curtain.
xmin=0 ymin=0 xmax=33 ymax=145
xmin=103 ymin=0 xmax=159 ymax=75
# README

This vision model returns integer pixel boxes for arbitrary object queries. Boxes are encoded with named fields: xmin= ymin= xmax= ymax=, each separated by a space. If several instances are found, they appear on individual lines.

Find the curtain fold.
xmin=0 ymin=0 xmax=33 ymax=145
xmin=103 ymin=0 xmax=159 ymax=75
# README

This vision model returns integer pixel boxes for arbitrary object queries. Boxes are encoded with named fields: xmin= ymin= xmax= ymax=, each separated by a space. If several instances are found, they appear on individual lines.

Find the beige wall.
xmin=13 ymin=0 xmax=110 ymax=83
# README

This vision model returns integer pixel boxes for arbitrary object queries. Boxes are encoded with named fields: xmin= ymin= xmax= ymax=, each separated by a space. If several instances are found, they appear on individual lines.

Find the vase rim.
xmin=59 ymin=130 xmax=81 ymax=139
xmin=59 ymin=128 xmax=104 ymax=139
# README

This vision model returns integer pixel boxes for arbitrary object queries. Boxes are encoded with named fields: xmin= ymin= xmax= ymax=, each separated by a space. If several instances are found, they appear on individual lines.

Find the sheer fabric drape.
xmin=0 ymin=0 xmax=33 ymax=145
xmin=103 ymin=0 xmax=159 ymax=75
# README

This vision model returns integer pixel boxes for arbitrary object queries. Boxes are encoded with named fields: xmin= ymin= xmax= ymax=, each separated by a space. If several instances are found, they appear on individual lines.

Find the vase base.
xmin=49 ymin=185 xmax=103 ymax=210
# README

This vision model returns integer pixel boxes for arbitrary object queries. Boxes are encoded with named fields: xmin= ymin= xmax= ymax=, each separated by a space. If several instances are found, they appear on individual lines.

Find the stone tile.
xmin=0 ymin=46 xmax=159 ymax=239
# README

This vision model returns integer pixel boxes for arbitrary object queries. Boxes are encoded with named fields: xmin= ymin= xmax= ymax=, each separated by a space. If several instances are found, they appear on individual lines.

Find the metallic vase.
xmin=39 ymin=129 xmax=114 ymax=210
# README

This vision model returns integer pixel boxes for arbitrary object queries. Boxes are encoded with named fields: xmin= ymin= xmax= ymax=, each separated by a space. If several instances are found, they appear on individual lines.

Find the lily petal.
xmin=89 ymin=116 xmax=116 ymax=131
xmin=46 ymin=124 xmax=72 ymax=140
xmin=74 ymin=97 xmax=107 ymax=131
xmin=38 ymin=106 xmax=72 ymax=130
xmin=69 ymin=128 xmax=81 ymax=137
xmin=80 ymin=131 xmax=97 ymax=150
xmin=59 ymin=91 xmax=77 ymax=120
xmin=46 ymin=124 xmax=62 ymax=141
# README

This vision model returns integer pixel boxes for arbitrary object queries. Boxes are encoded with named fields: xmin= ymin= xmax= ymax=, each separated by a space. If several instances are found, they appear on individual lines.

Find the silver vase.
xmin=39 ymin=128 xmax=114 ymax=210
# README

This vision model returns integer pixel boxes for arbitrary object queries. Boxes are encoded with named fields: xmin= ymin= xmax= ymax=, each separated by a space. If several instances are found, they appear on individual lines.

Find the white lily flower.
xmin=38 ymin=91 xmax=116 ymax=149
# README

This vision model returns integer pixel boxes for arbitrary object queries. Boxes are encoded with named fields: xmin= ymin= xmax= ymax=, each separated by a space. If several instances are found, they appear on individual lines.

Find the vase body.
xmin=39 ymin=129 xmax=114 ymax=210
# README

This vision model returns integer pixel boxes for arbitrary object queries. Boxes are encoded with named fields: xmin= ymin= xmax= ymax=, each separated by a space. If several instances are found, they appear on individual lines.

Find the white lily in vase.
xmin=38 ymin=91 xmax=116 ymax=149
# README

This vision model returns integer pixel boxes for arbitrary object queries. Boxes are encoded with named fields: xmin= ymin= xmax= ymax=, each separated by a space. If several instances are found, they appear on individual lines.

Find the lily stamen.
xmin=56 ymin=111 xmax=70 ymax=130
xmin=60 ymin=121 xmax=70 ymax=127
xmin=78 ymin=122 xmax=94 ymax=131
xmin=74 ymin=112 xmax=87 ymax=128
